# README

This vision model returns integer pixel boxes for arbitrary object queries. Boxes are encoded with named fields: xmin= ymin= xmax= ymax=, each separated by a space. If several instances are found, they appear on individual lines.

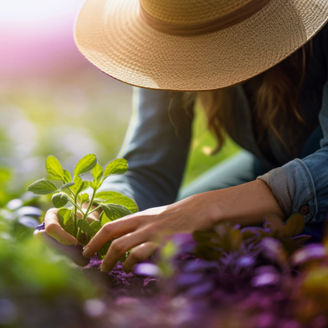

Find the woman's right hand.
xmin=37 ymin=208 xmax=95 ymax=267
xmin=43 ymin=206 xmax=100 ymax=246
xmin=44 ymin=208 xmax=79 ymax=245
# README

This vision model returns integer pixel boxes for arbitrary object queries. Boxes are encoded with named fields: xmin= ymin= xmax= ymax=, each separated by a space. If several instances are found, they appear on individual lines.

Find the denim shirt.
xmin=103 ymin=24 xmax=328 ymax=224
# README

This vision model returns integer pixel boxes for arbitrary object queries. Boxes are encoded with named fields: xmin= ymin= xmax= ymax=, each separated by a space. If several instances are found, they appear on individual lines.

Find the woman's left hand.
xmin=82 ymin=192 xmax=221 ymax=273
xmin=82 ymin=179 xmax=284 ymax=273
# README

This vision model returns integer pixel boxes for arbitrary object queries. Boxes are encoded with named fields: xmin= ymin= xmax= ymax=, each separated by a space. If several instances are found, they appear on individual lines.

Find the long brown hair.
xmin=196 ymin=42 xmax=313 ymax=156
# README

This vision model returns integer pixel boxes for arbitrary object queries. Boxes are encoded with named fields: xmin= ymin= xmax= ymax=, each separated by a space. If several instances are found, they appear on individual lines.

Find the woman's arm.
xmin=83 ymin=178 xmax=284 ymax=273
xmin=99 ymin=87 xmax=194 ymax=210
xmin=258 ymin=81 xmax=328 ymax=223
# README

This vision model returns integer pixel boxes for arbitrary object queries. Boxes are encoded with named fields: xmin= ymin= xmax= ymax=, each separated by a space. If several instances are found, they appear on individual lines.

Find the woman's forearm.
xmin=211 ymin=179 xmax=285 ymax=226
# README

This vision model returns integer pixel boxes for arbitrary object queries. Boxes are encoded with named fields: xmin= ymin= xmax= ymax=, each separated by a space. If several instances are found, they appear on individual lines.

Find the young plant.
xmin=27 ymin=154 xmax=138 ymax=257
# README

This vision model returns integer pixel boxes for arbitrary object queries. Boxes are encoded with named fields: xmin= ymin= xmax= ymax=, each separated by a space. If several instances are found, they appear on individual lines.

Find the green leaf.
xmin=264 ymin=215 xmax=284 ymax=233
xmin=88 ymin=181 xmax=98 ymax=190
xmin=77 ymin=220 xmax=94 ymax=236
xmin=283 ymin=213 xmax=305 ymax=237
xmin=61 ymin=182 xmax=75 ymax=191
xmin=78 ymin=193 xmax=89 ymax=204
xmin=27 ymin=179 xmax=58 ymax=195
xmin=100 ymin=204 xmax=132 ymax=222
xmin=63 ymin=170 xmax=72 ymax=184
xmin=74 ymin=154 xmax=97 ymax=177
xmin=58 ymin=208 xmax=75 ymax=236
xmin=46 ymin=155 xmax=64 ymax=180
xmin=103 ymin=158 xmax=128 ymax=179
xmin=160 ymin=241 xmax=177 ymax=260
xmin=71 ymin=176 xmax=88 ymax=195
xmin=52 ymin=192 xmax=69 ymax=208
xmin=89 ymin=220 xmax=101 ymax=236
xmin=91 ymin=163 xmax=103 ymax=181
xmin=95 ymin=191 xmax=138 ymax=213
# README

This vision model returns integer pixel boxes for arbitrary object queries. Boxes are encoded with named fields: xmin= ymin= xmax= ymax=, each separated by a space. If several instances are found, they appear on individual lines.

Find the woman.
xmin=45 ymin=0 xmax=328 ymax=273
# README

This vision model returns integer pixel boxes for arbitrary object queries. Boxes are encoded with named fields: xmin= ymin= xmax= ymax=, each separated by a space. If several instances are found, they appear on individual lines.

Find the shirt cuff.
xmin=257 ymin=158 xmax=318 ymax=223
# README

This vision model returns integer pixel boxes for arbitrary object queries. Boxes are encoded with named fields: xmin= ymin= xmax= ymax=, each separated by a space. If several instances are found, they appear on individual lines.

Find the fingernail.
xmin=82 ymin=246 xmax=91 ymax=258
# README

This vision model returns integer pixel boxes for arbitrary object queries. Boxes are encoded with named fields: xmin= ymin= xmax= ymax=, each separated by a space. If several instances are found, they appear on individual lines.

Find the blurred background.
xmin=0 ymin=0 xmax=239 ymax=205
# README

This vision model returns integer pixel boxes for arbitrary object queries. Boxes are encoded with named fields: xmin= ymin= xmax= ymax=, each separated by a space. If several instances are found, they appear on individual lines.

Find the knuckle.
xmin=103 ymin=223 xmax=112 ymax=233
xmin=130 ymin=249 xmax=143 ymax=261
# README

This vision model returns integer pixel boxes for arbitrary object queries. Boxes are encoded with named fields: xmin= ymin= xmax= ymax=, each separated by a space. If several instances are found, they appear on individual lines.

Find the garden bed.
xmin=1 ymin=195 xmax=328 ymax=328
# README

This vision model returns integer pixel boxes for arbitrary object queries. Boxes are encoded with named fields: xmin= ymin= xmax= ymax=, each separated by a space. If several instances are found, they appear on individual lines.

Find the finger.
xmin=45 ymin=208 xmax=78 ymax=246
xmin=122 ymin=242 xmax=158 ymax=273
xmin=82 ymin=214 xmax=142 ymax=258
xmin=100 ymin=227 xmax=152 ymax=273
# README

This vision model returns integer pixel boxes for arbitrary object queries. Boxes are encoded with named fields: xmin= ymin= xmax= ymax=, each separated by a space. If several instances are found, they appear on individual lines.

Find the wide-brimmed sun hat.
xmin=75 ymin=0 xmax=328 ymax=91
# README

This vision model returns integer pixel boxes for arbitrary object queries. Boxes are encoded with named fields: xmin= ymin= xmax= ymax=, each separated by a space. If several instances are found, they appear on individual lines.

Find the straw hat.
xmin=74 ymin=0 xmax=328 ymax=91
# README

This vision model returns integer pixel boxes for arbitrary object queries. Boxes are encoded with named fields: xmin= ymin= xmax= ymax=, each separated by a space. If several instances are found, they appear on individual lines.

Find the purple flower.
xmin=18 ymin=216 xmax=39 ymax=229
xmin=291 ymin=244 xmax=327 ymax=266
xmin=17 ymin=206 xmax=42 ymax=218
xmin=134 ymin=263 xmax=159 ymax=277
xmin=187 ymin=281 xmax=214 ymax=298
xmin=176 ymin=273 xmax=203 ymax=287
xmin=252 ymin=266 xmax=280 ymax=287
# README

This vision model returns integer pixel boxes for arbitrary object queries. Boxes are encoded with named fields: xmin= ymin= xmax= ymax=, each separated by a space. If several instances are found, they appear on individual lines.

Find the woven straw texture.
xmin=75 ymin=0 xmax=328 ymax=91
xmin=140 ymin=0 xmax=254 ymax=24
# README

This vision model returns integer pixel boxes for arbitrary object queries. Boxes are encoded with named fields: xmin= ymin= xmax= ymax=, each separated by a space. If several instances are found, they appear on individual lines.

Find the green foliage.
xmin=46 ymin=155 xmax=65 ymax=180
xmin=91 ymin=163 xmax=103 ymax=181
xmin=58 ymin=208 xmax=75 ymax=236
xmin=0 ymin=167 xmax=13 ymax=206
xmin=0 ymin=210 xmax=98 ymax=327
xmin=74 ymin=154 xmax=97 ymax=177
xmin=103 ymin=158 xmax=128 ymax=178
xmin=95 ymin=191 xmax=138 ymax=213
xmin=52 ymin=192 xmax=69 ymax=208
xmin=27 ymin=178 xmax=58 ymax=195
xmin=101 ymin=204 xmax=132 ymax=222
xmin=194 ymin=214 xmax=311 ymax=261
xmin=27 ymin=154 xmax=138 ymax=259
xmin=157 ymin=241 xmax=177 ymax=278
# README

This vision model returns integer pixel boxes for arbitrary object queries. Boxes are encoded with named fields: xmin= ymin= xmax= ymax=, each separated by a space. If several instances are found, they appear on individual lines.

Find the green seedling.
xmin=27 ymin=154 xmax=138 ymax=258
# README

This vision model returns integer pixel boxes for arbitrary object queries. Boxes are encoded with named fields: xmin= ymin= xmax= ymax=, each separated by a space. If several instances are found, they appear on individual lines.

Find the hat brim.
xmin=75 ymin=0 xmax=328 ymax=91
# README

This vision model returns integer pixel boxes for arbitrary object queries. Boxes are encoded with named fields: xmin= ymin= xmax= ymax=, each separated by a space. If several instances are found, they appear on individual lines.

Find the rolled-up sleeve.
xmin=100 ymin=87 xmax=194 ymax=210
xmin=258 ymin=82 xmax=328 ymax=223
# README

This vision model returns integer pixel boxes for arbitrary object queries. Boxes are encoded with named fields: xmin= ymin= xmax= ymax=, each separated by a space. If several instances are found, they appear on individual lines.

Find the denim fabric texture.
xmin=102 ymin=24 xmax=328 ymax=226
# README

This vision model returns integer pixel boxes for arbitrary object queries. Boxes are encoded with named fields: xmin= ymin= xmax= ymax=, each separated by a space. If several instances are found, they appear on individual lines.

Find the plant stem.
xmin=88 ymin=204 xmax=102 ymax=215
xmin=83 ymin=188 xmax=97 ymax=221
xmin=64 ymin=193 xmax=84 ymax=214
xmin=74 ymin=193 xmax=78 ymax=235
